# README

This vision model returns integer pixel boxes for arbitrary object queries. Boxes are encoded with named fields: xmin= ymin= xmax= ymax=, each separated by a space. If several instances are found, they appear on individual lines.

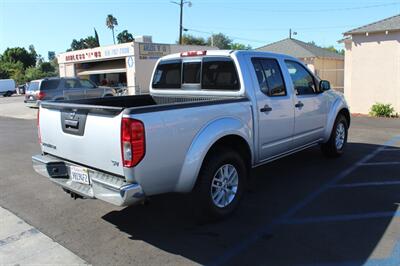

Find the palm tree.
xmin=106 ymin=14 xmax=118 ymax=44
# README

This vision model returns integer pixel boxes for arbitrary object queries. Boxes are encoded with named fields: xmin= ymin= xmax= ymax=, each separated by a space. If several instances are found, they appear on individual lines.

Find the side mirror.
xmin=320 ymin=80 xmax=331 ymax=91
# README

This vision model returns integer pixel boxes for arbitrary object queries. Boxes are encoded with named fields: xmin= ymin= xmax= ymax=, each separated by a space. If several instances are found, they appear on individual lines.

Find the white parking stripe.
xmin=0 ymin=207 xmax=88 ymax=265
xmin=359 ymin=162 xmax=400 ymax=166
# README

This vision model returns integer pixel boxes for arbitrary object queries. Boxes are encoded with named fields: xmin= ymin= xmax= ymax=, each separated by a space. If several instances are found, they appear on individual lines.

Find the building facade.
xmin=257 ymin=38 xmax=344 ymax=91
xmin=342 ymin=14 xmax=400 ymax=114
xmin=58 ymin=37 xmax=215 ymax=95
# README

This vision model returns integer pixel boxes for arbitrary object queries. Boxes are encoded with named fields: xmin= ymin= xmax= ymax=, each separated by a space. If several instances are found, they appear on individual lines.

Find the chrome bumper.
xmin=32 ymin=154 xmax=145 ymax=206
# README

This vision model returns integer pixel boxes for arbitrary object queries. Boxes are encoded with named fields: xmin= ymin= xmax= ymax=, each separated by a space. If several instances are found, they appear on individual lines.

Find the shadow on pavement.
xmin=102 ymin=143 xmax=400 ymax=265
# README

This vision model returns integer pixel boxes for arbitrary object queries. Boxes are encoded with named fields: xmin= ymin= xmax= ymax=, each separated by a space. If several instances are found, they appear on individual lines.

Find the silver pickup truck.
xmin=32 ymin=50 xmax=350 ymax=219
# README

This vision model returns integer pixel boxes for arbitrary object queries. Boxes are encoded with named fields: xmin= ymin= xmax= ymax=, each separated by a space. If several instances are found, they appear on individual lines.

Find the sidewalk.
xmin=0 ymin=207 xmax=88 ymax=265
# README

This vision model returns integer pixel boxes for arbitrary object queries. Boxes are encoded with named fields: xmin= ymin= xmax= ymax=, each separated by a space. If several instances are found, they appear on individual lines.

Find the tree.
xmin=67 ymin=36 xmax=100 ymax=51
xmin=106 ymin=14 xmax=118 ymax=44
xmin=117 ymin=30 xmax=134 ymax=44
xmin=180 ymin=34 xmax=206 ymax=46
xmin=207 ymin=33 xmax=232 ymax=49
xmin=324 ymin=45 xmax=344 ymax=55
xmin=94 ymin=28 xmax=100 ymax=46
xmin=230 ymin=43 xmax=252 ymax=50
xmin=308 ymin=41 xmax=344 ymax=55
xmin=85 ymin=36 xmax=100 ymax=48
xmin=39 ymin=62 xmax=55 ymax=73
xmin=1 ymin=47 xmax=36 ymax=69
xmin=0 ymin=61 xmax=24 ymax=82
xmin=28 ymin=45 xmax=38 ymax=62
xmin=48 ymin=51 xmax=56 ymax=61
xmin=25 ymin=67 xmax=47 ymax=81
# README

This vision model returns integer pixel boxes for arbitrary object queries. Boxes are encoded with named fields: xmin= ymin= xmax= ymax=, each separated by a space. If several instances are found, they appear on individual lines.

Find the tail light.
xmin=37 ymin=109 xmax=41 ymax=144
xmin=180 ymin=50 xmax=207 ymax=57
xmin=121 ymin=118 xmax=145 ymax=168
xmin=37 ymin=91 xmax=46 ymax=100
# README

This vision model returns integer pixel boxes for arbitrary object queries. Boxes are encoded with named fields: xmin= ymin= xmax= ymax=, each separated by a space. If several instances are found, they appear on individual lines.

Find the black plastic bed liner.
xmin=40 ymin=94 xmax=247 ymax=115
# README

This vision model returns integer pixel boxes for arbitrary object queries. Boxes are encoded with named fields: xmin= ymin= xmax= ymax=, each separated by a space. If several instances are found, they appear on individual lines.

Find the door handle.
xmin=295 ymin=101 xmax=304 ymax=108
xmin=260 ymin=104 xmax=272 ymax=113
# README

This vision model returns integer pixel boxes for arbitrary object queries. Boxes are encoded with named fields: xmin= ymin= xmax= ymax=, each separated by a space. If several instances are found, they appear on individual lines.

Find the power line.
xmin=185 ymin=28 xmax=271 ymax=43
xmin=185 ymin=24 xmax=360 ymax=32
xmin=219 ymin=2 xmax=400 ymax=13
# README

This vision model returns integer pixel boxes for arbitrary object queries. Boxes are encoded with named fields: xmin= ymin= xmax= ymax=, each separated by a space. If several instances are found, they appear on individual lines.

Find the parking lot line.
xmin=359 ymin=162 xmax=400 ymax=166
xmin=209 ymin=135 xmax=400 ymax=266
xmin=331 ymin=181 xmax=400 ymax=188
xmin=282 ymin=211 xmax=400 ymax=225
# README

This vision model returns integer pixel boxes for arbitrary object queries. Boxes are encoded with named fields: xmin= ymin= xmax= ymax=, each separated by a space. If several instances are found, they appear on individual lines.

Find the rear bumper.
xmin=24 ymin=100 xmax=39 ymax=108
xmin=32 ymin=154 xmax=145 ymax=206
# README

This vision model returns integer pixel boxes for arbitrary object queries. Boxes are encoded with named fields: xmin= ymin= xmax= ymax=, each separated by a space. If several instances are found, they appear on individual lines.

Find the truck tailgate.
xmin=39 ymin=105 xmax=124 ymax=176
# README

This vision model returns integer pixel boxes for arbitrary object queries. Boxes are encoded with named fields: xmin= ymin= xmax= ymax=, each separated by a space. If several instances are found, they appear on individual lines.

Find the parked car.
xmin=24 ymin=77 xmax=115 ymax=107
xmin=18 ymin=84 xmax=26 ymax=94
xmin=32 ymin=50 xmax=350 ymax=220
xmin=0 ymin=79 xmax=16 ymax=97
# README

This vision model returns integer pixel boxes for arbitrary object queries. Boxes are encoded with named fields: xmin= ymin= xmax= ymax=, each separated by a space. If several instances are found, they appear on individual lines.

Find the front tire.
xmin=194 ymin=147 xmax=247 ymax=221
xmin=321 ymin=114 xmax=348 ymax=157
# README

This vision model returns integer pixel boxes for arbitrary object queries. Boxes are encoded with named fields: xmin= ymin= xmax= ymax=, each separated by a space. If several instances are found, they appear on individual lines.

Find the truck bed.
xmin=40 ymin=95 xmax=245 ymax=115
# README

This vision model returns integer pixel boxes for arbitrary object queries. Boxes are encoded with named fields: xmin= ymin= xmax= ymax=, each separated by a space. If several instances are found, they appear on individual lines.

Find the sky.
xmin=1 ymin=0 xmax=399 ymax=59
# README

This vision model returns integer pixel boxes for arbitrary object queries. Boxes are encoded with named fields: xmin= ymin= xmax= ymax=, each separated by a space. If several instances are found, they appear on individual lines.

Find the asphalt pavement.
xmin=0 ymin=98 xmax=400 ymax=265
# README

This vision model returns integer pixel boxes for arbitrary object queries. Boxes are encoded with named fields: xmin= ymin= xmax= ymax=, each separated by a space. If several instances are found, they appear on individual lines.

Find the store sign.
xmin=139 ymin=43 xmax=170 ymax=60
xmin=104 ymin=47 xmax=131 ymax=57
xmin=64 ymin=46 xmax=133 ymax=62
xmin=65 ymin=51 xmax=102 ymax=62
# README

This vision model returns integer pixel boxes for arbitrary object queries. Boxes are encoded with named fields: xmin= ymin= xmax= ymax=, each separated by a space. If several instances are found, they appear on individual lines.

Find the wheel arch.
xmin=174 ymin=117 xmax=253 ymax=193
xmin=323 ymin=98 xmax=351 ymax=142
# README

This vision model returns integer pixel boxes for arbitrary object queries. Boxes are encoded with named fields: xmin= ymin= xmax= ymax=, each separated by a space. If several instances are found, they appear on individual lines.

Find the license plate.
xmin=70 ymin=166 xmax=90 ymax=185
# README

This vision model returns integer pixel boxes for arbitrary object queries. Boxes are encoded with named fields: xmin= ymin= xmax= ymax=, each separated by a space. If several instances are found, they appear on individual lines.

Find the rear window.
xmin=182 ymin=62 xmax=201 ymax=84
xmin=152 ymin=60 xmax=181 ymax=89
xmin=152 ymin=57 xmax=240 ymax=91
xmin=202 ymin=58 xmax=239 ymax=91
xmin=40 ymin=80 xmax=60 ymax=90
xmin=27 ymin=82 xmax=39 ymax=91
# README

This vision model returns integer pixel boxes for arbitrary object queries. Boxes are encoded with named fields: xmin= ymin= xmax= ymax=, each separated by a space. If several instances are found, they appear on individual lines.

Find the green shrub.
xmin=369 ymin=103 xmax=395 ymax=117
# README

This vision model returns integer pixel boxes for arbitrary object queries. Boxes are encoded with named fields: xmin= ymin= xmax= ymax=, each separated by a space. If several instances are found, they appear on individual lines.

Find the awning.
xmin=77 ymin=68 xmax=126 ymax=76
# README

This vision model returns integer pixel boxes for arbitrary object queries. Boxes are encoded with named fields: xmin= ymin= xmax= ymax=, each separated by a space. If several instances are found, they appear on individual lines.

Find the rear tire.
xmin=194 ymin=147 xmax=247 ymax=221
xmin=321 ymin=114 xmax=348 ymax=157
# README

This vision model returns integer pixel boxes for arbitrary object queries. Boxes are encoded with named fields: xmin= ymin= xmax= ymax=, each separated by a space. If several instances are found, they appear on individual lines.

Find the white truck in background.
xmin=0 ymin=79 xmax=16 ymax=97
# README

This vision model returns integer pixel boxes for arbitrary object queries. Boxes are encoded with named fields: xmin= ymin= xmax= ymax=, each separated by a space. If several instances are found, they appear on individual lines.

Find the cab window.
xmin=64 ymin=79 xmax=80 ymax=89
xmin=285 ymin=60 xmax=317 ymax=95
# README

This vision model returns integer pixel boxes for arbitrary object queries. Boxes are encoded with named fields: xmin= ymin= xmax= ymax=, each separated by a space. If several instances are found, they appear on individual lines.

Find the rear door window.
xmin=40 ymin=80 xmax=60 ymax=90
xmin=252 ymin=58 xmax=286 ymax=96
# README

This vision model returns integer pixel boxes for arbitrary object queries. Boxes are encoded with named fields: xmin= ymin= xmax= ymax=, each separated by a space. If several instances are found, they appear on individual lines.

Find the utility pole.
xmin=289 ymin=28 xmax=297 ymax=39
xmin=171 ymin=0 xmax=192 ymax=45
xmin=179 ymin=0 xmax=183 ymax=44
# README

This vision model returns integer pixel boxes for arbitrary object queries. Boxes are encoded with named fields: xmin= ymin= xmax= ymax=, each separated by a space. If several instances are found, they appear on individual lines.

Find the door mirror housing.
xmin=320 ymin=80 xmax=331 ymax=91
